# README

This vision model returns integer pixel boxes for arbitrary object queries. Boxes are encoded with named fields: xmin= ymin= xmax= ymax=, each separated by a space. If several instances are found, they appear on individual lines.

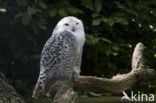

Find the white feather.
xmin=53 ymin=16 xmax=85 ymax=52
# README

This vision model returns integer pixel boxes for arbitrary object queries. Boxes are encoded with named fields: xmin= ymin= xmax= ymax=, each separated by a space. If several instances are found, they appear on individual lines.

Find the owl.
xmin=32 ymin=16 xmax=85 ymax=99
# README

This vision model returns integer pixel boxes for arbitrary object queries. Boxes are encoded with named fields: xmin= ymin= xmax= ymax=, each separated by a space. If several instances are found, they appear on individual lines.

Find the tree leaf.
xmin=48 ymin=9 xmax=57 ymax=17
xmin=102 ymin=17 xmax=114 ymax=26
xmin=16 ymin=0 xmax=27 ymax=6
xmin=92 ymin=18 xmax=101 ymax=26
xmin=105 ymin=48 xmax=112 ymax=56
xmin=82 ymin=0 xmax=94 ymax=11
xmin=94 ymin=0 xmax=102 ymax=12
xmin=112 ymin=45 xmax=119 ymax=51
xmin=86 ymin=34 xmax=100 ymax=45
xmin=120 ymin=19 xmax=128 ymax=25
xmin=115 ymin=1 xmax=125 ymax=9
xmin=15 ymin=13 xmax=23 ymax=18
xmin=58 ymin=8 xmax=67 ymax=16
xmin=27 ymin=7 xmax=38 ymax=15
xmin=66 ymin=6 xmax=83 ymax=14
xmin=36 ymin=19 xmax=47 ymax=30
xmin=100 ymin=38 xmax=112 ymax=44
xmin=102 ymin=17 xmax=128 ymax=26
xmin=92 ymin=13 xmax=100 ymax=18
xmin=22 ymin=13 xmax=31 ymax=25
xmin=39 ymin=1 xmax=47 ymax=9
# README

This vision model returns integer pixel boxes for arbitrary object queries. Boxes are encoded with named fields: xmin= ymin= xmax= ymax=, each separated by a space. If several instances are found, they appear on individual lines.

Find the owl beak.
xmin=72 ymin=27 xmax=75 ymax=32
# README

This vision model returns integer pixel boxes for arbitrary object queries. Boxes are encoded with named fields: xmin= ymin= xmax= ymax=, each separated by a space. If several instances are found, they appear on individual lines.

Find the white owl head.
xmin=55 ymin=16 xmax=84 ymax=34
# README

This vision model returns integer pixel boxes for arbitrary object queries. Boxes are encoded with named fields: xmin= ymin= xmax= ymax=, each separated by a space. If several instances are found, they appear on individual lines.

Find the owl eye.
xmin=64 ymin=23 xmax=69 ymax=26
xmin=76 ymin=22 xmax=79 ymax=25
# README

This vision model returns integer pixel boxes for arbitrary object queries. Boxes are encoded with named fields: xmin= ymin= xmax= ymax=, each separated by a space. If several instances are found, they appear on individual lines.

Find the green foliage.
xmin=0 ymin=0 xmax=156 ymax=102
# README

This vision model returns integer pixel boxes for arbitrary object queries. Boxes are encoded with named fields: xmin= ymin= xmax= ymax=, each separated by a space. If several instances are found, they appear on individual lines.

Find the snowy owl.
xmin=32 ymin=16 xmax=85 ymax=99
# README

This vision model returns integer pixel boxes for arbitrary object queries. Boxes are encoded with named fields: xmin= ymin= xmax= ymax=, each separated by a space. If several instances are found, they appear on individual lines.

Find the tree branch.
xmin=74 ymin=43 xmax=156 ymax=94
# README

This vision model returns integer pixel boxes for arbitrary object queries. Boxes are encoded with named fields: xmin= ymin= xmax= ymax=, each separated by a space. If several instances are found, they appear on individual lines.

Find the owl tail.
xmin=32 ymin=78 xmax=41 ymax=99
xmin=32 ymin=75 xmax=47 ymax=99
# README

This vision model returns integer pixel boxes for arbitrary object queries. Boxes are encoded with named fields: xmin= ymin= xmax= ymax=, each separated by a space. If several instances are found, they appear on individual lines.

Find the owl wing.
xmin=32 ymin=30 xmax=77 ymax=99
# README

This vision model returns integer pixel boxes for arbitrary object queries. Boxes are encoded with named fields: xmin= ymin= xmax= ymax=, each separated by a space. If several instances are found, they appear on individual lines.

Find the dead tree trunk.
xmin=0 ymin=73 xmax=25 ymax=103
xmin=53 ymin=43 xmax=156 ymax=103
xmin=74 ymin=43 xmax=155 ymax=93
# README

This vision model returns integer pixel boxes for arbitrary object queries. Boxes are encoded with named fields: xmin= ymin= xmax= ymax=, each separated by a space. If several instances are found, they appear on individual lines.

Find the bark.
xmin=74 ymin=69 xmax=155 ymax=94
xmin=0 ymin=73 xmax=25 ymax=103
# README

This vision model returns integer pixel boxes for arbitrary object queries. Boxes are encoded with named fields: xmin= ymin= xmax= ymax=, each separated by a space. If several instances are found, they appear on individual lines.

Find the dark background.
xmin=0 ymin=0 xmax=156 ymax=102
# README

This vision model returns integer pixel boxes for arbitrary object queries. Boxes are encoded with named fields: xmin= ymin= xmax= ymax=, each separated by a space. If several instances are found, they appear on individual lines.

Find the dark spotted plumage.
xmin=33 ymin=30 xmax=83 ymax=99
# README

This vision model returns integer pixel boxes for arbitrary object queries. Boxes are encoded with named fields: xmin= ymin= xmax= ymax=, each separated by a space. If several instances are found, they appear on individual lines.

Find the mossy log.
xmin=0 ymin=73 xmax=25 ymax=103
